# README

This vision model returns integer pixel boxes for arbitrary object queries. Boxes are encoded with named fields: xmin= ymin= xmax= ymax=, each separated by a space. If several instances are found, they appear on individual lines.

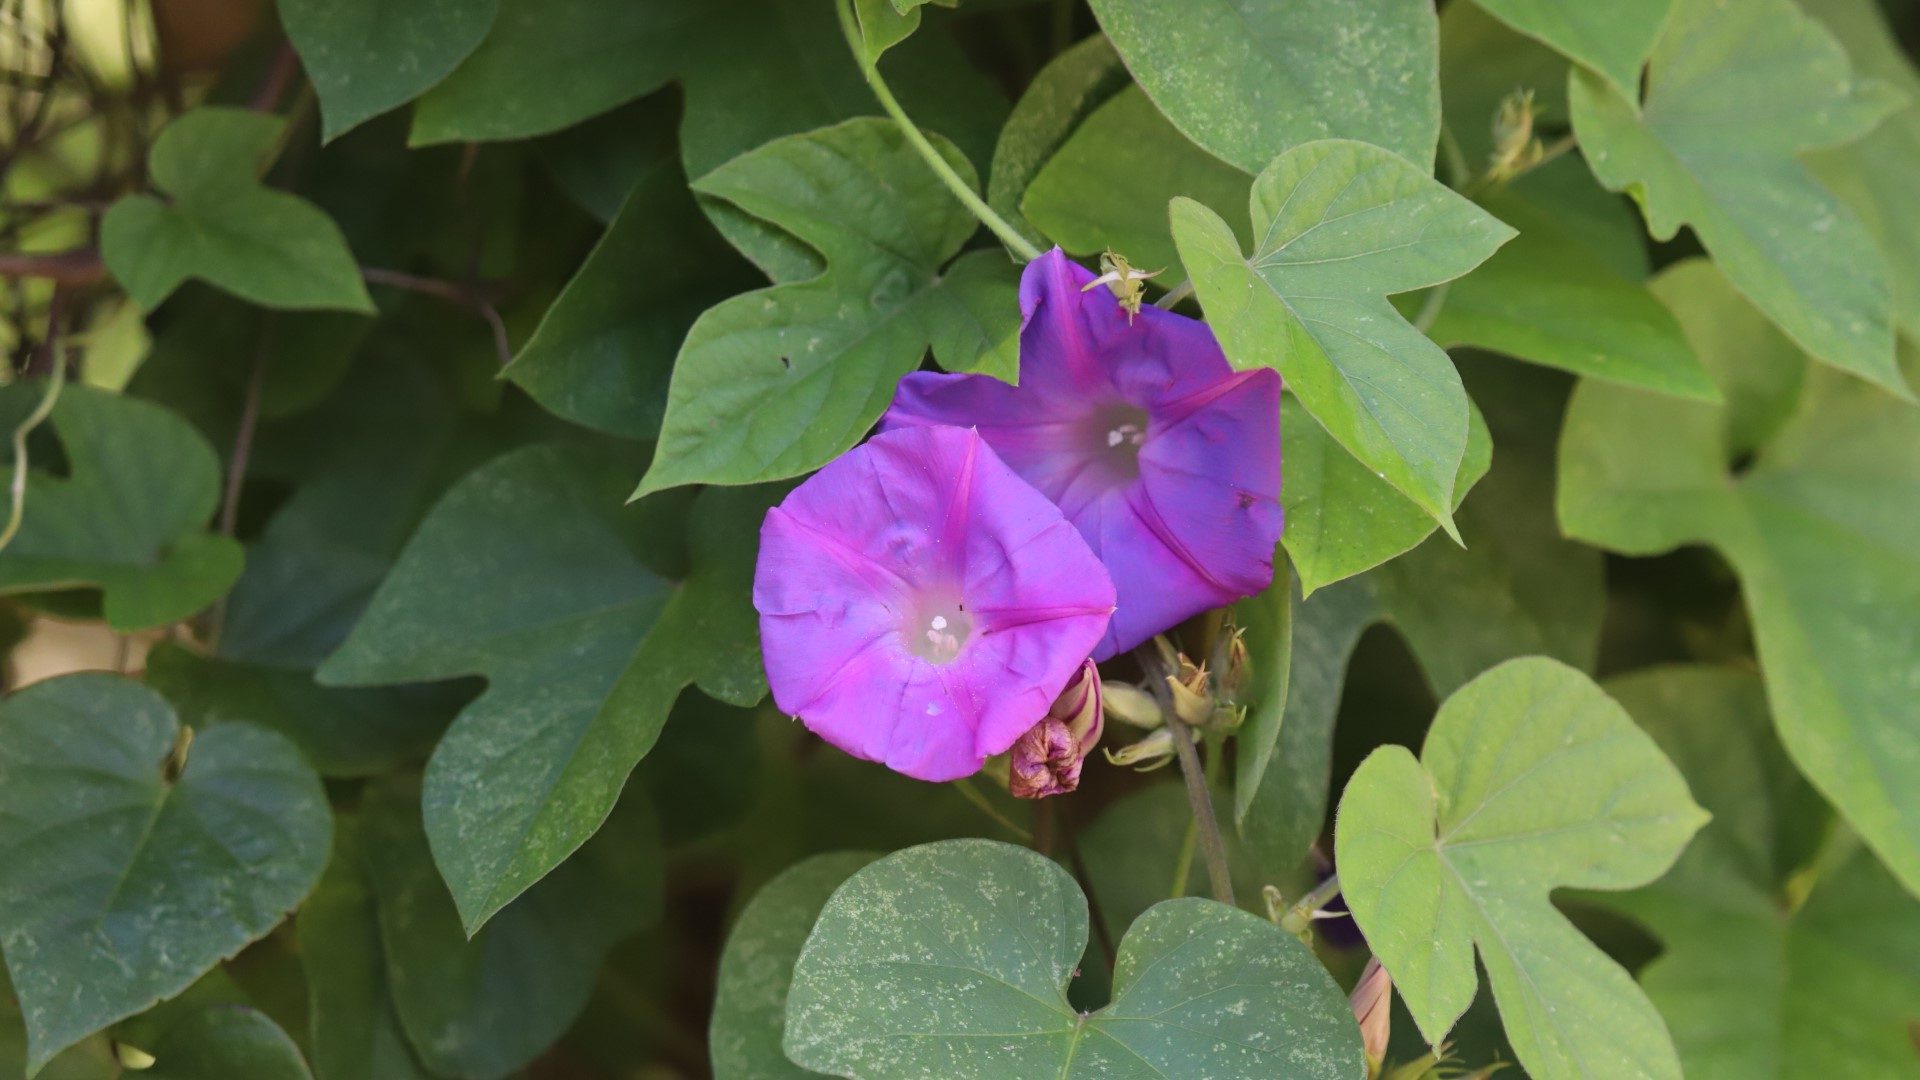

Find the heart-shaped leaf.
xmin=1336 ymin=657 xmax=1707 ymax=1079
xmin=0 ymin=674 xmax=330 ymax=1075
xmin=320 ymin=444 xmax=776 ymax=931
xmin=710 ymin=852 xmax=877 ymax=1079
xmin=1087 ymin=0 xmax=1440 ymax=170
xmin=1174 ymin=138 xmax=1515 ymax=532
xmin=1559 ymin=256 xmax=1920 ymax=898
xmin=1569 ymin=0 xmax=1908 ymax=394
xmin=101 ymin=108 xmax=373 ymax=314
xmin=986 ymin=35 xmax=1131 ymax=253
xmin=141 ymin=1007 xmax=311 ymax=1080
xmin=633 ymin=119 xmax=1005 ymax=497
xmin=784 ymin=839 xmax=1362 ymax=1078
xmin=1600 ymin=666 xmax=1920 ymax=1077
xmin=279 ymin=0 xmax=498 ymax=141
xmin=0 ymin=383 xmax=242 ymax=631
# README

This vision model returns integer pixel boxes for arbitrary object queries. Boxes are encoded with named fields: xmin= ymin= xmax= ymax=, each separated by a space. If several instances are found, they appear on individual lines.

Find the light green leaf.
xmin=1559 ymin=256 xmax=1920 ymax=897
xmin=1335 ymin=658 xmax=1706 ymax=1078
xmin=1244 ymin=363 xmax=1603 ymax=873
xmin=1022 ymin=87 xmax=1251 ymax=282
xmin=1424 ymin=163 xmax=1717 ymax=400
xmin=279 ymin=0 xmax=498 ymax=141
xmin=101 ymin=108 xmax=372 ymax=314
xmin=1174 ymin=139 xmax=1515 ymax=530
xmin=505 ymin=151 xmax=752 ymax=439
xmin=1230 ymin=558 xmax=1292 ymax=829
xmin=144 ymin=644 xmax=452 ymax=779
xmin=784 ymin=839 xmax=1362 ymax=1078
xmin=1569 ymin=0 xmax=1908 ymax=394
xmin=0 ymin=675 xmax=330 ymax=1075
xmin=1086 ymin=0 xmax=1440 ymax=170
xmin=1806 ymin=0 xmax=1920 ymax=344
xmin=710 ymin=853 xmax=877 ymax=1080
xmin=1600 ymin=666 xmax=1920 ymax=1078
xmin=0 ymin=383 xmax=242 ymax=631
xmin=923 ymin=250 xmax=1021 ymax=384
xmin=1468 ymin=0 xmax=1668 ymax=93
xmin=320 ymin=444 xmax=775 ymax=931
xmin=1282 ymin=395 xmax=1491 ymax=596
xmin=633 ymin=119 xmax=977 ymax=496
xmin=986 ymin=35 xmax=1131 ymax=253
xmin=295 ymin=816 xmax=432 ymax=1080
xmin=141 ymin=1007 xmax=311 ymax=1080
xmin=357 ymin=779 xmax=662 ymax=1080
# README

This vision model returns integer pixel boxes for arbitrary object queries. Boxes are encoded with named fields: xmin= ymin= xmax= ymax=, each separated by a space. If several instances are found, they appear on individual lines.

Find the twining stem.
xmin=1411 ymin=281 xmax=1450 ymax=334
xmin=1153 ymin=280 xmax=1195 ymax=310
xmin=0 ymin=293 xmax=70 ymax=556
xmin=834 ymin=0 xmax=1043 ymax=262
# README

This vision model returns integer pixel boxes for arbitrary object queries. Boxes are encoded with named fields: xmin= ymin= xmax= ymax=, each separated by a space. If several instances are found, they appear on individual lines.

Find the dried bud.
xmin=1486 ymin=88 xmax=1545 ymax=184
xmin=1218 ymin=625 xmax=1251 ymax=702
xmin=1351 ymin=957 xmax=1393 ymax=1078
xmin=1009 ymin=660 xmax=1103 ymax=799
xmin=1101 ymin=681 xmax=1164 ymax=729
xmin=1166 ymin=653 xmax=1213 ymax=726
xmin=1104 ymin=726 xmax=1175 ymax=770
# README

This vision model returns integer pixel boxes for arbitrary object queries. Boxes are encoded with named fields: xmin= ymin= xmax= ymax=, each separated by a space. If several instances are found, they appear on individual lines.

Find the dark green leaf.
xmin=279 ymin=0 xmax=498 ymax=141
xmin=506 ymin=151 xmax=754 ymax=439
xmin=1087 ymin=0 xmax=1440 ymax=170
xmin=633 ymin=119 xmax=979 ymax=496
xmin=141 ymin=1007 xmax=311 ymax=1080
xmin=321 ymin=445 xmax=774 ymax=931
xmin=986 ymin=35 xmax=1131 ymax=253
xmin=0 ymin=383 xmax=241 ymax=631
xmin=358 ymin=779 xmax=662 ymax=1080
xmin=709 ymin=853 xmax=876 ymax=1080
xmin=101 ymin=108 xmax=373 ymax=314
xmin=784 ymin=840 xmax=1362 ymax=1077
xmin=0 ymin=675 xmax=330 ymax=1075
xmin=1022 ymin=87 xmax=1251 ymax=282
xmin=1 ymin=968 xmax=115 ymax=1080
xmin=1336 ymin=658 xmax=1705 ymax=1077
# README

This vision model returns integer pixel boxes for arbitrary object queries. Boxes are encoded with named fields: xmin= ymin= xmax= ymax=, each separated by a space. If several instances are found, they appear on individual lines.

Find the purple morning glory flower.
xmin=884 ymin=248 xmax=1282 ymax=658
xmin=754 ymin=424 xmax=1116 ymax=782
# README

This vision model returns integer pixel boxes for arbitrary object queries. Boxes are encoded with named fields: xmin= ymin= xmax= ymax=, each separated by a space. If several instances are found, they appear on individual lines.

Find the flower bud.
xmin=1101 ymin=681 xmax=1164 ymax=729
xmin=1009 ymin=660 xmax=1103 ymax=799
xmin=1487 ymin=88 xmax=1545 ymax=184
xmin=1104 ymin=726 xmax=1175 ymax=770
xmin=1218 ymin=625 xmax=1251 ymax=702
xmin=1351 ymin=957 xmax=1393 ymax=1078
xmin=1166 ymin=653 xmax=1213 ymax=726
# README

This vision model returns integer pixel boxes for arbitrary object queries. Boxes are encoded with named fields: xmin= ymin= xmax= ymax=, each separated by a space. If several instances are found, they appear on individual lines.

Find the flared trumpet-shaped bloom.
xmin=754 ymin=425 xmax=1116 ymax=781
xmin=885 ymin=248 xmax=1282 ymax=658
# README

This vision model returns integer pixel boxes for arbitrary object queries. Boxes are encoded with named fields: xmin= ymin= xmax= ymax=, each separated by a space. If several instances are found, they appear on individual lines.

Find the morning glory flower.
xmin=754 ymin=424 xmax=1116 ymax=782
xmin=884 ymin=248 xmax=1282 ymax=658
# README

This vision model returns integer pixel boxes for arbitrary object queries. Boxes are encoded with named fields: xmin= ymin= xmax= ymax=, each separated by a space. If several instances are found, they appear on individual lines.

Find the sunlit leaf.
xmin=1569 ymin=0 xmax=1907 ymax=394
xmin=1336 ymin=658 xmax=1706 ymax=1078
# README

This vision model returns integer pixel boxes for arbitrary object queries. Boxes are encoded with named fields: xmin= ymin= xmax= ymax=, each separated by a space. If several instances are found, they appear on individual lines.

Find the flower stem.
xmin=1170 ymin=814 xmax=1198 ymax=898
xmin=951 ymin=776 xmax=1033 ymax=840
xmin=1278 ymin=872 xmax=1342 ymax=935
xmin=1412 ymin=280 xmax=1450 ymax=334
xmin=834 ymin=0 xmax=1043 ymax=262
xmin=1166 ymin=718 xmax=1235 ymax=905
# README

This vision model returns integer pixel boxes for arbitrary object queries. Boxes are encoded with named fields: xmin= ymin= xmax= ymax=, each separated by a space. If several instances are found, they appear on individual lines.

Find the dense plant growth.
xmin=2 ymin=0 xmax=1918 ymax=1077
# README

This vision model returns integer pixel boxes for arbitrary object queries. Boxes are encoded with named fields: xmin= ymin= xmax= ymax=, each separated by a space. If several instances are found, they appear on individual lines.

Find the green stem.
xmin=1412 ymin=280 xmax=1450 ymax=335
xmin=1278 ymin=872 xmax=1341 ymax=935
xmin=835 ymin=0 xmax=1042 ymax=262
xmin=1166 ymin=717 xmax=1234 ymax=905
xmin=952 ymin=776 xmax=1034 ymax=840
xmin=0 ymin=347 xmax=67 ymax=556
xmin=1169 ymin=815 xmax=1198 ymax=898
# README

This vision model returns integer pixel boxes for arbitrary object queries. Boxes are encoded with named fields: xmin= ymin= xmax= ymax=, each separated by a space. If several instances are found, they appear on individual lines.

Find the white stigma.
xmin=1107 ymin=423 xmax=1145 ymax=448
xmin=930 ymin=615 xmax=948 ymax=630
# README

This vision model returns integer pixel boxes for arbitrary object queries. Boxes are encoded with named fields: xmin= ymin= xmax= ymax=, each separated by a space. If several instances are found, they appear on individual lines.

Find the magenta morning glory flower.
xmin=754 ymin=424 xmax=1116 ymax=782
xmin=884 ymin=248 xmax=1282 ymax=658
